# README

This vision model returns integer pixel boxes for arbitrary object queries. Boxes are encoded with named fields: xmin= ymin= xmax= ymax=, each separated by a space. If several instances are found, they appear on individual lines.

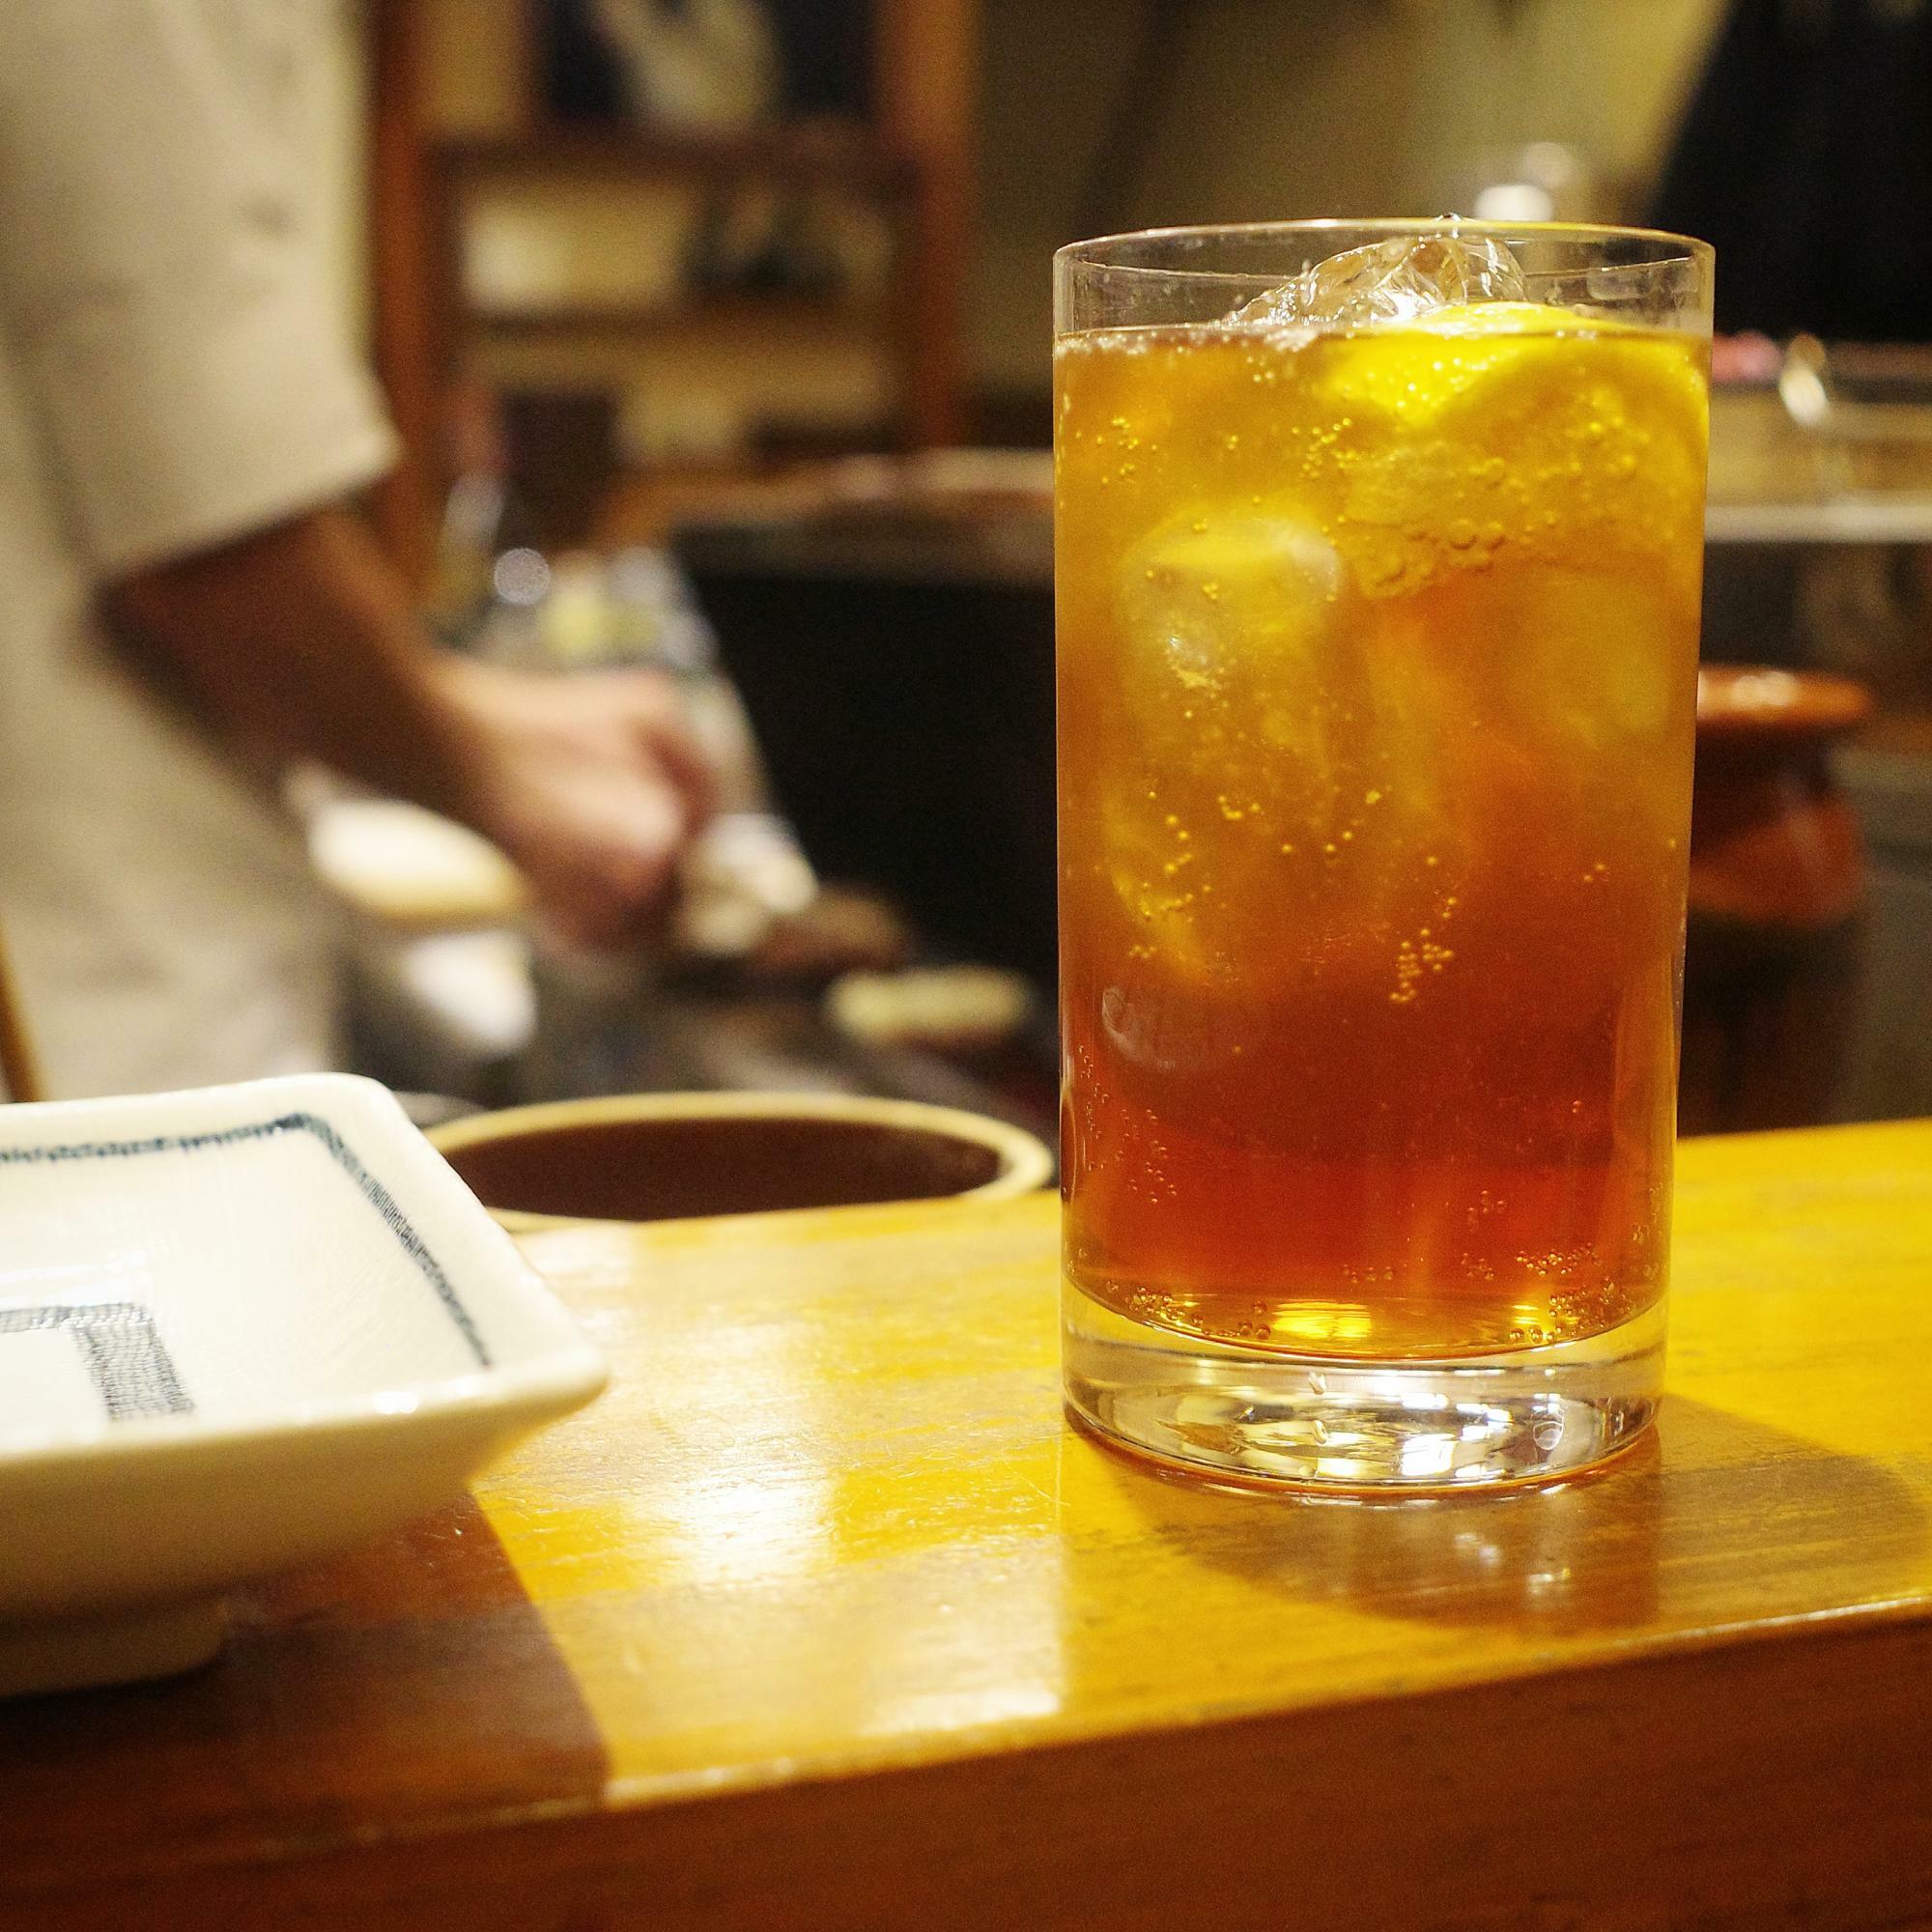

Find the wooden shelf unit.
xmin=365 ymin=2 xmax=978 ymax=581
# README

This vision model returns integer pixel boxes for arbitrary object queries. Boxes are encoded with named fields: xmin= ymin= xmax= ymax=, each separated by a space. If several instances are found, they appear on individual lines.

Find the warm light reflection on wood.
xmin=7 ymin=1124 xmax=1932 ymax=1925
xmin=479 ymin=1122 xmax=1932 ymax=1802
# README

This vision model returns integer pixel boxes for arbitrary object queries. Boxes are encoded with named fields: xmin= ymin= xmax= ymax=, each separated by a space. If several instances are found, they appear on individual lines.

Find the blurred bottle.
xmin=426 ymin=383 xmax=550 ymax=663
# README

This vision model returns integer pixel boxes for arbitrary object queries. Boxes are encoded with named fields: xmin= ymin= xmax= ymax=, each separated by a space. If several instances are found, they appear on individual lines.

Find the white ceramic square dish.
xmin=0 ymin=1073 xmax=606 ymax=1695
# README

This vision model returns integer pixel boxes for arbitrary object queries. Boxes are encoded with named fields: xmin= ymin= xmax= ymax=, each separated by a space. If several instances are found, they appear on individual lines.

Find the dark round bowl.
xmin=428 ymin=1093 xmax=1054 ymax=1229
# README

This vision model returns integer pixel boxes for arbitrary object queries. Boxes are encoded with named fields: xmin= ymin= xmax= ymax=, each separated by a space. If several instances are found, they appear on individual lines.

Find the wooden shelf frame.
xmin=463 ymin=293 xmax=891 ymax=340
xmin=437 ymin=119 xmax=919 ymax=193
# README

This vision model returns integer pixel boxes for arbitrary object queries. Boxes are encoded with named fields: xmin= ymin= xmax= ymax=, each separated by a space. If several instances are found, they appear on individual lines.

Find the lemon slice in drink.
xmin=1318 ymin=307 xmax=1707 ymax=594
xmin=1318 ymin=302 xmax=1699 ymax=423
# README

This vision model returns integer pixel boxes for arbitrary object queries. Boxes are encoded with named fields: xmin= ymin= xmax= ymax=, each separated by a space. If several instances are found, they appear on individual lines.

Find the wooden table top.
xmin=6 ymin=1120 xmax=1932 ymax=1930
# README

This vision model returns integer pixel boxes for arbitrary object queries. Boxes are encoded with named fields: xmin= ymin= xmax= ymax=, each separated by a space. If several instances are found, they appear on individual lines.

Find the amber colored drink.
xmin=1057 ymin=308 xmax=1709 ymax=1362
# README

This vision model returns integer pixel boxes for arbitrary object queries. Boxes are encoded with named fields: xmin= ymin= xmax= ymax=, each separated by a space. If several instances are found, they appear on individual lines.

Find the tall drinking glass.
xmin=1055 ymin=222 xmax=1713 ymax=1489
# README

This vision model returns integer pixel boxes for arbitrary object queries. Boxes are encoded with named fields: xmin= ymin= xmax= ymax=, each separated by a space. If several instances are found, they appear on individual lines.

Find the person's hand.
xmin=433 ymin=656 xmax=719 ymax=950
xmin=101 ymin=509 xmax=719 ymax=951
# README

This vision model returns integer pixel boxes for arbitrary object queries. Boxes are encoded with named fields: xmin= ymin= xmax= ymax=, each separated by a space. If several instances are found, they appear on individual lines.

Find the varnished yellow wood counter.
xmin=5 ymin=1121 xmax=1932 ymax=1930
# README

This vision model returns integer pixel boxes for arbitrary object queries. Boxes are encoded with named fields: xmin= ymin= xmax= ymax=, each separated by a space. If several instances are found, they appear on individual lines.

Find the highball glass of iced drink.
xmin=1055 ymin=222 xmax=1713 ymax=1488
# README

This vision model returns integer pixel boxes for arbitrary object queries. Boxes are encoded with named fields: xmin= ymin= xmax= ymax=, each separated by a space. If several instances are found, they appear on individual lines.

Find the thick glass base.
xmin=1063 ymin=1276 xmax=1664 ymax=1492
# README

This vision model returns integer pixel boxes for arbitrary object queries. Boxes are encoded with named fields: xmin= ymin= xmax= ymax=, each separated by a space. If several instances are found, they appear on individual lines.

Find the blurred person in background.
xmin=1652 ymin=0 xmax=1932 ymax=343
xmin=0 ymin=2 xmax=716 ymax=1100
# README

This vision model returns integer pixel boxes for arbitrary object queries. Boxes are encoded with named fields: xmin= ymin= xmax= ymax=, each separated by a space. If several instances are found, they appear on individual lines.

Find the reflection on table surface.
xmin=5 ymin=1120 xmax=1931 ymax=1929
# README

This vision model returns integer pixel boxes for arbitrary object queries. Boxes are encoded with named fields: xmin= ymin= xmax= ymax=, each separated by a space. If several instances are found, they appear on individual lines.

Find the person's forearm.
xmin=107 ymin=504 xmax=723 ymax=946
xmin=106 ymin=506 xmax=484 ymax=820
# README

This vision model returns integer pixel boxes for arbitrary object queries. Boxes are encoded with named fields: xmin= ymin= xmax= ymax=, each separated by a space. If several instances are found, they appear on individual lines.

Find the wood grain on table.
xmin=4 ymin=1122 xmax=1932 ymax=1929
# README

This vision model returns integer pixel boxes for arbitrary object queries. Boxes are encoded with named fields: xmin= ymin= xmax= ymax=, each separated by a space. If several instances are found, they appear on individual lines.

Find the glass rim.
xmin=1055 ymin=216 xmax=1714 ymax=279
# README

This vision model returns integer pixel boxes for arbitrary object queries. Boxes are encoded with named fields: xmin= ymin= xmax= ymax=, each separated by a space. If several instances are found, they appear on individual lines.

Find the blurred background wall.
xmin=972 ymin=0 xmax=1729 ymax=417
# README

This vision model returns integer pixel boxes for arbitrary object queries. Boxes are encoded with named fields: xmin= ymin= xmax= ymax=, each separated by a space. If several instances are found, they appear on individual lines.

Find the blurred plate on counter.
xmin=308 ymin=797 xmax=529 ymax=930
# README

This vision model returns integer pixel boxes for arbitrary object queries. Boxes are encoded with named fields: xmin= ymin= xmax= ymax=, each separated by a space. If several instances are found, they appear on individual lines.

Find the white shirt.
xmin=0 ymin=0 xmax=397 ymax=1097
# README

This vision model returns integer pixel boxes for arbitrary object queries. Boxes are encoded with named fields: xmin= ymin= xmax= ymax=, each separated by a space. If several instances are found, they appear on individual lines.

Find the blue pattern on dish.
xmin=0 ymin=1112 xmax=489 ymax=1368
